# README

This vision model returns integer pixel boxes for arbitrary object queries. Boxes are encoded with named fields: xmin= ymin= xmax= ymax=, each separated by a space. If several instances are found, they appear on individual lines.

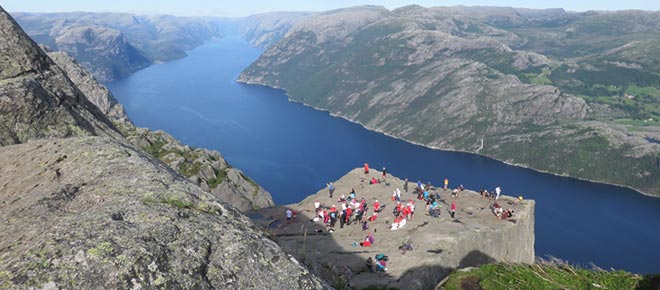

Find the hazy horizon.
xmin=2 ymin=0 xmax=659 ymax=17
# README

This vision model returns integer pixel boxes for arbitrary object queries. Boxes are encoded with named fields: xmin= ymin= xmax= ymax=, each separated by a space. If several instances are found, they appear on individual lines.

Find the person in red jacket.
xmin=345 ymin=207 xmax=353 ymax=225
xmin=451 ymin=200 xmax=457 ymax=218
xmin=364 ymin=163 xmax=370 ymax=174
xmin=374 ymin=200 xmax=380 ymax=212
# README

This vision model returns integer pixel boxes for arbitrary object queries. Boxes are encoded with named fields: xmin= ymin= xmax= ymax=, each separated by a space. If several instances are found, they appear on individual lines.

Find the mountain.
xmin=238 ymin=5 xmax=660 ymax=197
xmin=0 ymin=6 xmax=322 ymax=288
xmin=13 ymin=12 xmax=223 ymax=82
xmin=239 ymin=12 xmax=314 ymax=48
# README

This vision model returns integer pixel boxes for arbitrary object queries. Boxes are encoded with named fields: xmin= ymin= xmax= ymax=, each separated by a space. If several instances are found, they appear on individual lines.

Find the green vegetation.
xmin=208 ymin=169 xmax=227 ymax=189
xmin=87 ymin=242 xmax=114 ymax=257
xmin=442 ymin=263 xmax=659 ymax=290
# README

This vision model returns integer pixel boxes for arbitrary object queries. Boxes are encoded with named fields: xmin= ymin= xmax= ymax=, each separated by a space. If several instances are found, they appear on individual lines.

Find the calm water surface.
xmin=107 ymin=36 xmax=660 ymax=274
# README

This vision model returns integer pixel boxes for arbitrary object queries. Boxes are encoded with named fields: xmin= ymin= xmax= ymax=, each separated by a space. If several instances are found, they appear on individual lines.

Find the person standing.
xmin=444 ymin=178 xmax=449 ymax=190
xmin=364 ymin=163 xmax=370 ymax=174
xmin=495 ymin=186 xmax=501 ymax=200
xmin=451 ymin=200 xmax=457 ymax=218
xmin=382 ymin=167 xmax=387 ymax=180
xmin=286 ymin=209 xmax=293 ymax=224
xmin=403 ymin=178 xmax=409 ymax=192
xmin=327 ymin=182 xmax=335 ymax=198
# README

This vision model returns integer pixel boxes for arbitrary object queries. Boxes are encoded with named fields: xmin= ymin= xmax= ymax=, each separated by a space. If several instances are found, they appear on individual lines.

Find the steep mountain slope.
xmin=238 ymin=5 xmax=660 ymax=196
xmin=47 ymin=48 xmax=273 ymax=212
xmin=0 ymin=6 xmax=324 ymax=289
xmin=0 ymin=7 xmax=121 ymax=145
xmin=13 ymin=12 xmax=223 ymax=82
xmin=240 ymin=12 xmax=314 ymax=48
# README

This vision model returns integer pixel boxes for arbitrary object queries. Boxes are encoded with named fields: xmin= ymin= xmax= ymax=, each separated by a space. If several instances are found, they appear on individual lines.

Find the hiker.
xmin=370 ymin=177 xmax=379 ymax=184
xmin=368 ymin=212 xmax=378 ymax=222
xmin=409 ymin=202 xmax=415 ymax=219
xmin=444 ymin=178 xmax=449 ymax=190
xmin=399 ymin=239 xmax=413 ymax=254
xmin=360 ymin=236 xmax=372 ymax=247
xmin=362 ymin=220 xmax=369 ymax=231
xmin=349 ymin=189 xmax=356 ymax=201
xmin=392 ymin=189 xmax=401 ymax=202
xmin=417 ymin=180 xmax=423 ymax=191
xmin=495 ymin=186 xmax=502 ymax=200
xmin=366 ymin=257 xmax=376 ymax=273
xmin=458 ymin=184 xmax=464 ymax=191
xmin=367 ymin=232 xmax=375 ymax=244
xmin=345 ymin=207 xmax=353 ymax=225
xmin=426 ymin=181 xmax=432 ymax=191
xmin=492 ymin=202 xmax=503 ymax=218
xmin=451 ymin=200 xmax=457 ymax=218
xmin=286 ymin=209 xmax=293 ymax=224
xmin=451 ymin=188 xmax=459 ymax=198
xmin=364 ymin=163 xmax=370 ymax=174
xmin=403 ymin=178 xmax=409 ymax=192
xmin=382 ymin=167 xmax=387 ymax=179
xmin=327 ymin=182 xmax=335 ymax=198
xmin=375 ymin=253 xmax=388 ymax=272
xmin=340 ymin=210 xmax=346 ymax=228
xmin=314 ymin=200 xmax=320 ymax=211
xmin=374 ymin=199 xmax=381 ymax=213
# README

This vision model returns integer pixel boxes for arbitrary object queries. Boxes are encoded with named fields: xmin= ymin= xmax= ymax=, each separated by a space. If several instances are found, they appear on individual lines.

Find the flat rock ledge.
xmin=252 ymin=168 xmax=535 ymax=290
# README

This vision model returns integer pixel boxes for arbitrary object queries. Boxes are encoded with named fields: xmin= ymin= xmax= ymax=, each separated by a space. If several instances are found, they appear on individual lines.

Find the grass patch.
xmin=208 ymin=169 xmax=227 ymax=189
xmin=443 ymin=263 xmax=656 ymax=290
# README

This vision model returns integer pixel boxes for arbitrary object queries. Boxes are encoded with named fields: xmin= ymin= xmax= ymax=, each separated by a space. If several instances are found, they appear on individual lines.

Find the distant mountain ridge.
xmin=238 ymin=5 xmax=660 ymax=196
xmin=13 ymin=12 xmax=224 ymax=82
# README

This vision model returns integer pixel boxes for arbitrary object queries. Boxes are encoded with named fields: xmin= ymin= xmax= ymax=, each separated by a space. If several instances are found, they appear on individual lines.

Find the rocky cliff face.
xmin=0 ymin=7 xmax=121 ymax=146
xmin=0 ymin=137 xmax=325 ymax=289
xmin=46 ymin=34 xmax=273 ymax=212
xmin=13 ymin=12 xmax=223 ymax=82
xmin=238 ymin=5 xmax=660 ymax=196
xmin=47 ymin=50 xmax=132 ymax=125
xmin=0 ymin=6 xmax=323 ymax=289
xmin=252 ymin=168 xmax=534 ymax=290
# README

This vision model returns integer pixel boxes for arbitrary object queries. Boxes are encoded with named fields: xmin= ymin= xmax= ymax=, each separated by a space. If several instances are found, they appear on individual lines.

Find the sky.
xmin=2 ymin=0 xmax=659 ymax=17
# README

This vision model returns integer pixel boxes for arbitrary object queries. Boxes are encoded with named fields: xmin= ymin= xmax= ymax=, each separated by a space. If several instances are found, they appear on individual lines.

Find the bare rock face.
xmin=0 ymin=137 xmax=327 ymax=290
xmin=252 ymin=169 xmax=534 ymax=290
xmin=122 ymin=128 xmax=275 ymax=212
xmin=47 ymin=50 xmax=132 ymax=125
xmin=0 ymin=6 xmax=121 ymax=146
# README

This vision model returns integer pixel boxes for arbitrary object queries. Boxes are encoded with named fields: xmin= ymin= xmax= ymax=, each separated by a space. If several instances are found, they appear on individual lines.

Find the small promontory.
xmin=252 ymin=168 xmax=535 ymax=290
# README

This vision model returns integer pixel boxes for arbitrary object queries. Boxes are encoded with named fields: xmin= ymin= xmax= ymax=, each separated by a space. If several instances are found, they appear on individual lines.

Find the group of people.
xmin=283 ymin=163 xmax=518 ymax=275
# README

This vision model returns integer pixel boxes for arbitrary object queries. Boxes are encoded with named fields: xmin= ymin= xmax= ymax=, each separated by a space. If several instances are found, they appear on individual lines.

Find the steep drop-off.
xmin=252 ymin=168 xmax=534 ymax=290
xmin=47 ymin=49 xmax=273 ymax=212
xmin=0 ymin=6 xmax=318 ymax=288
xmin=238 ymin=5 xmax=660 ymax=196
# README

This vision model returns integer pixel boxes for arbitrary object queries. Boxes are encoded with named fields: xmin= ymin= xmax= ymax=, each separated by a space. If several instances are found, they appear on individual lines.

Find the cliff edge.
xmin=252 ymin=168 xmax=535 ymax=290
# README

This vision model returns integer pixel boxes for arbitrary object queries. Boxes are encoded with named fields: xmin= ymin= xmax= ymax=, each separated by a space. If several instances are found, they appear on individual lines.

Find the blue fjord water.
xmin=107 ymin=36 xmax=660 ymax=274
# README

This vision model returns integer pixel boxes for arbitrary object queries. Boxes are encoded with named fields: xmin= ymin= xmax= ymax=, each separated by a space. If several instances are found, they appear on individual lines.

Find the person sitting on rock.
xmin=338 ymin=194 xmax=346 ymax=203
xmin=368 ymin=212 xmax=378 ymax=222
xmin=399 ymin=239 xmax=413 ymax=254
xmin=374 ymin=199 xmax=381 ymax=212
xmin=349 ymin=189 xmax=356 ymax=201
xmin=370 ymin=177 xmax=379 ymax=184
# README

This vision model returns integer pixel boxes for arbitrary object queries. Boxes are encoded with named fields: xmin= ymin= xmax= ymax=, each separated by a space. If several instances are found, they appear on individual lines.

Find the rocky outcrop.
xmin=122 ymin=127 xmax=274 ymax=212
xmin=252 ymin=169 xmax=534 ymax=290
xmin=238 ymin=5 xmax=660 ymax=196
xmin=13 ymin=12 xmax=223 ymax=82
xmin=0 ymin=6 xmax=121 ymax=145
xmin=0 ymin=137 xmax=326 ymax=289
xmin=47 ymin=50 xmax=132 ymax=125
xmin=45 ymin=29 xmax=274 ymax=212
xmin=0 ymin=6 xmax=321 ymax=288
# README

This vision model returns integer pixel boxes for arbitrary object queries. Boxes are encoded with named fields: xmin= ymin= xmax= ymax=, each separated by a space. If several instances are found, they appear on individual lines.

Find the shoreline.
xmin=236 ymin=79 xmax=657 ymax=199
